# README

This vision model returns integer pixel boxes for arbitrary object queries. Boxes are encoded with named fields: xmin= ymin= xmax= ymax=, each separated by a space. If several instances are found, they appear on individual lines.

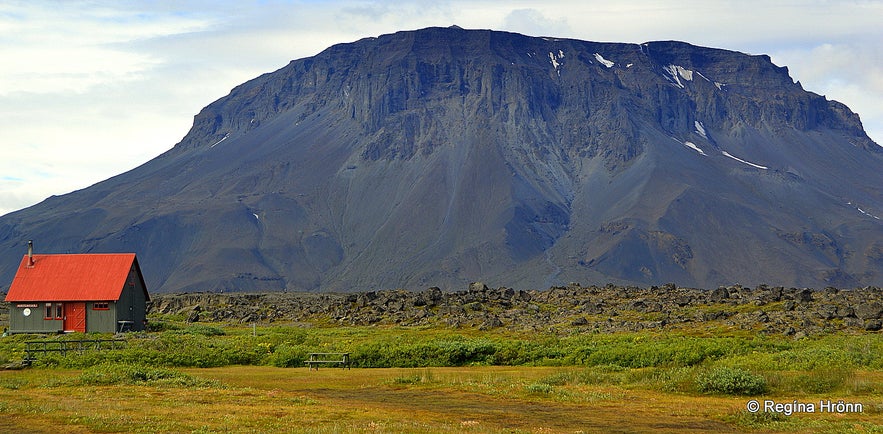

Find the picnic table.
xmin=304 ymin=352 xmax=350 ymax=370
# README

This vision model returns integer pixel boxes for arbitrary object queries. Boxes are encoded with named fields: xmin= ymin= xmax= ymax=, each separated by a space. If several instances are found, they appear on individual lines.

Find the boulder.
xmin=855 ymin=302 xmax=883 ymax=320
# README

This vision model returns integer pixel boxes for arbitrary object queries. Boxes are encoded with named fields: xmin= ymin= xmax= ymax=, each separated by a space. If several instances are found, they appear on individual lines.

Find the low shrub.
xmin=0 ymin=377 xmax=28 ymax=390
xmin=14 ymin=324 xmax=883 ymax=375
xmin=392 ymin=374 xmax=424 ymax=385
xmin=625 ymin=366 xmax=698 ymax=393
xmin=145 ymin=320 xmax=180 ymax=332
xmin=525 ymin=382 xmax=554 ymax=394
xmin=389 ymin=369 xmax=435 ymax=385
xmin=728 ymin=410 xmax=786 ymax=429
xmin=268 ymin=343 xmax=310 ymax=368
xmin=352 ymin=337 xmax=499 ymax=367
xmin=174 ymin=325 xmax=226 ymax=336
xmin=488 ymin=339 xmax=566 ymax=366
xmin=538 ymin=365 xmax=627 ymax=387
xmin=78 ymin=363 xmax=216 ymax=387
xmin=574 ymin=336 xmax=741 ymax=368
xmin=696 ymin=367 xmax=767 ymax=395
xmin=39 ymin=332 xmax=268 ymax=368
xmin=767 ymin=367 xmax=854 ymax=394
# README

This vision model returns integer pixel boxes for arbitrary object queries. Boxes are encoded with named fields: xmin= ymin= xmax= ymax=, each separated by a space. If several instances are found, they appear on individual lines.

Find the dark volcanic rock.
xmin=1 ymin=27 xmax=882 ymax=293
xmin=855 ymin=302 xmax=883 ymax=320
xmin=146 ymin=284 xmax=883 ymax=336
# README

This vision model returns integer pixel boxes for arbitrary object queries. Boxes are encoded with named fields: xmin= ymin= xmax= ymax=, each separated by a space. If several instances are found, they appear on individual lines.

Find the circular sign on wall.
xmin=23 ymin=308 xmax=31 ymax=317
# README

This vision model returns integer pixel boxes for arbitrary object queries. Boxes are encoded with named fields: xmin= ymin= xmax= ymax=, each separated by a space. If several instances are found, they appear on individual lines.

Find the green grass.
xmin=2 ymin=364 xmax=881 ymax=433
xmin=2 ymin=316 xmax=883 ymax=432
xmin=3 ymin=321 xmax=883 ymax=375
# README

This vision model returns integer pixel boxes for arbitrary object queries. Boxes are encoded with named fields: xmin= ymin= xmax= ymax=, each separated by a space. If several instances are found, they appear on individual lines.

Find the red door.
xmin=64 ymin=302 xmax=86 ymax=332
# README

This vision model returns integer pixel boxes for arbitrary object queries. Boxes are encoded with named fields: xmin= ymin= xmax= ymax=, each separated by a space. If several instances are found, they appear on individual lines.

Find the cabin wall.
xmin=9 ymin=298 xmax=145 ymax=334
xmin=8 ymin=303 xmax=63 ymax=333
xmin=86 ymin=302 xmax=117 ymax=333
xmin=114 ymin=267 xmax=147 ymax=331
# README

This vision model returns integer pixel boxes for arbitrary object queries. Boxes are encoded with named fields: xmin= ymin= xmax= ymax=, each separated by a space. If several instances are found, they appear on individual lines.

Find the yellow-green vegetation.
xmin=1 ymin=321 xmax=882 ymax=433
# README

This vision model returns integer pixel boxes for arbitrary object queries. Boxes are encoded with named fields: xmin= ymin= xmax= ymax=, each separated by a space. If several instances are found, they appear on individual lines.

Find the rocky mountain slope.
xmin=1 ymin=27 xmax=881 ymax=293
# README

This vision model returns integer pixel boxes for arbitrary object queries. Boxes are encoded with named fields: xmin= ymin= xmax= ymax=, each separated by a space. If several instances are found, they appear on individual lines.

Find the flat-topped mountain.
xmin=1 ymin=27 xmax=881 ymax=293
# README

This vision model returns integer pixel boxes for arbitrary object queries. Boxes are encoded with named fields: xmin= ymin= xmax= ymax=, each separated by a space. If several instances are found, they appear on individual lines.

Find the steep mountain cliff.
xmin=2 ymin=27 xmax=881 ymax=292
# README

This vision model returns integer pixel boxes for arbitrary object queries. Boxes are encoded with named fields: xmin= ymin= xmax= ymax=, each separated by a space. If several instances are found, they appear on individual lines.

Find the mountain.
xmin=1 ymin=26 xmax=882 ymax=293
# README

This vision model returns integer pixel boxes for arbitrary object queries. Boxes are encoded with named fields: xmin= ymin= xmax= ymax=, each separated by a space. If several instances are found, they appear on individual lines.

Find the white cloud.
xmin=0 ymin=1 xmax=210 ymax=95
xmin=770 ymin=43 xmax=883 ymax=144
xmin=1 ymin=0 xmax=881 ymax=216
xmin=501 ymin=8 xmax=571 ymax=36
xmin=0 ymin=1 xmax=219 ymax=215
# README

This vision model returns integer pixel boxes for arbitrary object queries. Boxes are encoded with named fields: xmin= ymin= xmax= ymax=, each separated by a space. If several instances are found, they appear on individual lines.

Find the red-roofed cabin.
xmin=4 ymin=251 xmax=149 ymax=334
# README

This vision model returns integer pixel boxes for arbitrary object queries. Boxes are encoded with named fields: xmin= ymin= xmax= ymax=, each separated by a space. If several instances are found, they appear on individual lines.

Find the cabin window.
xmin=55 ymin=303 xmax=64 ymax=319
xmin=45 ymin=303 xmax=53 ymax=319
xmin=93 ymin=302 xmax=110 ymax=310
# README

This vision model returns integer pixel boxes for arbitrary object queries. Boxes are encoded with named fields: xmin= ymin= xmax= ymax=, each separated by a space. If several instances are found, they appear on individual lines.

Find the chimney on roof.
xmin=27 ymin=240 xmax=34 ymax=267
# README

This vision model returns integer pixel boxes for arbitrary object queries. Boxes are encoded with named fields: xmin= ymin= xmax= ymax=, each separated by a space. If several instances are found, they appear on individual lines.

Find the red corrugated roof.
xmin=4 ymin=254 xmax=147 ymax=302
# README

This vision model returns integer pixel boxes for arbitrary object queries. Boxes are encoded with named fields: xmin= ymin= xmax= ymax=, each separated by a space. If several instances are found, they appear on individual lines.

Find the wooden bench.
xmin=304 ymin=352 xmax=350 ymax=370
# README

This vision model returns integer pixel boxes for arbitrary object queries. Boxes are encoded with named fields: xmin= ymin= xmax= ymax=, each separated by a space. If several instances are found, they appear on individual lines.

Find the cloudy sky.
xmin=2 ymin=0 xmax=882 ymax=216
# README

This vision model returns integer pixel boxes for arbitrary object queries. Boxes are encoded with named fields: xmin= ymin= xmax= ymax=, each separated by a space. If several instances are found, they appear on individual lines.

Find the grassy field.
xmin=1 ymin=321 xmax=882 ymax=433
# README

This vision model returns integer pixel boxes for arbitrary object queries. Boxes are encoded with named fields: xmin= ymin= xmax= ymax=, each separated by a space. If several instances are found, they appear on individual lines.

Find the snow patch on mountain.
xmin=694 ymin=121 xmax=707 ymax=139
xmin=594 ymin=53 xmax=614 ymax=68
xmin=549 ymin=51 xmax=563 ymax=75
xmin=663 ymin=65 xmax=693 ymax=88
xmin=209 ymin=133 xmax=229 ymax=148
xmin=722 ymin=151 xmax=768 ymax=170
xmin=684 ymin=141 xmax=707 ymax=156
xmin=848 ymin=202 xmax=881 ymax=220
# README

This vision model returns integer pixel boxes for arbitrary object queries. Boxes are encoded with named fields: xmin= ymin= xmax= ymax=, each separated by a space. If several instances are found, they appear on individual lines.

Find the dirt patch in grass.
xmin=310 ymin=386 xmax=737 ymax=433
xmin=196 ymin=366 xmax=745 ymax=433
xmin=3 ymin=366 xmax=881 ymax=433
